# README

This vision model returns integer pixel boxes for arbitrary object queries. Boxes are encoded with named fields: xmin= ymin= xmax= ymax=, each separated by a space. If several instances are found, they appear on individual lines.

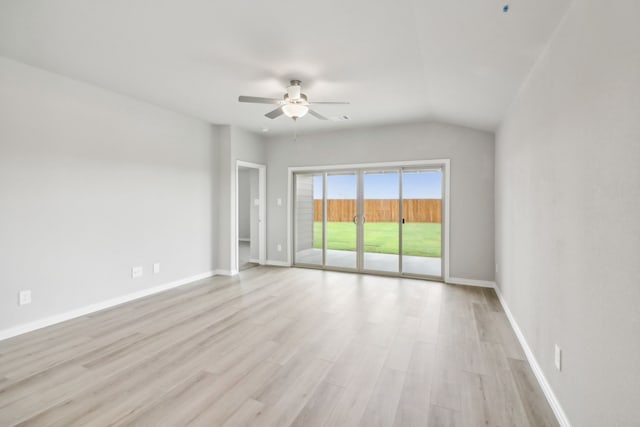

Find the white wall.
xmin=0 ymin=57 xmax=218 ymax=332
xmin=266 ymin=121 xmax=495 ymax=281
xmin=495 ymin=0 xmax=640 ymax=425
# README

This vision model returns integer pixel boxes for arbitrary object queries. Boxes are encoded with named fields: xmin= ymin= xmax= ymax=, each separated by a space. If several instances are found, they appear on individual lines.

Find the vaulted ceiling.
xmin=0 ymin=0 xmax=571 ymax=134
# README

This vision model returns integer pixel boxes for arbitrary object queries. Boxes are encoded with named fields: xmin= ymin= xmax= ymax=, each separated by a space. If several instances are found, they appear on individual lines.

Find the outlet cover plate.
xmin=19 ymin=290 xmax=32 ymax=306
xmin=132 ymin=266 xmax=143 ymax=278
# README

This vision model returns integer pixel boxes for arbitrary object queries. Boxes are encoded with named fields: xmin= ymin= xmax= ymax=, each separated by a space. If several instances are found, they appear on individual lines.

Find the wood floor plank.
xmin=0 ymin=267 xmax=556 ymax=427
xmin=427 ymin=404 xmax=461 ymax=426
xmin=508 ymin=358 xmax=560 ymax=427
xmin=384 ymin=335 xmax=415 ymax=372
xmin=290 ymin=381 xmax=345 ymax=427
xmin=185 ymin=361 xmax=282 ymax=426
xmin=359 ymin=368 xmax=406 ymax=427
xmin=323 ymin=342 xmax=388 ymax=426
xmin=221 ymin=398 xmax=265 ymax=427
xmin=250 ymin=355 xmax=332 ymax=426
xmin=393 ymin=342 xmax=436 ymax=426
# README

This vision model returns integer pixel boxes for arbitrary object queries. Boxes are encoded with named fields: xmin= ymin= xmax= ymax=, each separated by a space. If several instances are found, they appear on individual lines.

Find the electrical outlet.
xmin=277 ymin=244 xmax=282 ymax=252
xmin=277 ymin=198 xmax=282 ymax=206
xmin=18 ymin=290 xmax=31 ymax=306
xmin=132 ymin=266 xmax=143 ymax=278
xmin=153 ymin=263 xmax=160 ymax=274
xmin=254 ymin=198 xmax=259 ymax=206
xmin=554 ymin=344 xmax=562 ymax=371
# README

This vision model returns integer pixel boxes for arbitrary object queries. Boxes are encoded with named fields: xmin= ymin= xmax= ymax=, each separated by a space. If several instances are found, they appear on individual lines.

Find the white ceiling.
xmin=0 ymin=0 xmax=571 ymax=135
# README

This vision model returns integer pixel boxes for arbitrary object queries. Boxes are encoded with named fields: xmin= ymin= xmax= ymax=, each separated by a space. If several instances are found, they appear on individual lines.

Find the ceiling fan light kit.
xmin=282 ymin=103 xmax=308 ymax=119
xmin=238 ymin=79 xmax=349 ymax=122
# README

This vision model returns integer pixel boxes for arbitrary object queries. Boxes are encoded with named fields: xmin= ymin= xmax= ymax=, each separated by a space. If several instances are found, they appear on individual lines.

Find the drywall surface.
xmin=266 ymin=121 xmax=495 ymax=281
xmin=0 ymin=57 xmax=217 ymax=331
xmin=495 ymin=0 xmax=640 ymax=425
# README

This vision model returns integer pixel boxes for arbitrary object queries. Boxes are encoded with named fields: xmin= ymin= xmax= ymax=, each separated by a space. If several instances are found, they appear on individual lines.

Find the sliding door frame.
xmin=288 ymin=159 xmax=450 ymax=282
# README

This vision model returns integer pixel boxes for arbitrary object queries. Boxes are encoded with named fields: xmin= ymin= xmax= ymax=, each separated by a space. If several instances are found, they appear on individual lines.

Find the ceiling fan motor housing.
xmin=284 ymin=93 xmax=308 ymax=104
xmin=286 ymin=80 xmax=303 ymax=101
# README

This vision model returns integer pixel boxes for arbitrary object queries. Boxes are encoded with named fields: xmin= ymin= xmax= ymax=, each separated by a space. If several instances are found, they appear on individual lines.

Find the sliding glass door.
xmin=325 ymin=172 xmax=358 ymax=270
xmin=362 ymin=170 xmax=400 ymax=274
xmin=401 ymin=169 xmax=443 ymax=277
xmin=293 ymin=164 xmax=444 ymax=280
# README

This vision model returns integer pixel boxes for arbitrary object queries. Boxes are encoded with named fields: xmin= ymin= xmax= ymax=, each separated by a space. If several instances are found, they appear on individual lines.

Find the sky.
xmin=312 ymin=171 xmax=442 ymax=199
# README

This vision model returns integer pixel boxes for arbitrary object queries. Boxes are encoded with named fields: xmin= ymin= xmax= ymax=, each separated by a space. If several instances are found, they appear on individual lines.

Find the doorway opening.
xmin=235 ymin=161 xmax=266 ymax=272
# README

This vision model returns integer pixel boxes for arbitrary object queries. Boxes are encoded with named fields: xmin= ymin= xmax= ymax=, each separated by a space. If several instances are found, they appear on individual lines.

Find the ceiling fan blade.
xmin=308 ymin=101 xmax=350 ymax=105
xmin=308 ymin=109 xmax=328 ymax=120
xmin=265 ymin=107 xmax=284 ymax=119
xmin=239 ymin=96 xmax=282 ymax=104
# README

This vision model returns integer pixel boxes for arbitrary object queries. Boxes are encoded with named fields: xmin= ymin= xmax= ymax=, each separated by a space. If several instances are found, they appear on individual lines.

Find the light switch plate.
xmin=554 ymin=344 xmax=562 ymax=371
xmin=153 ymin=263 xmax=160 ymax=274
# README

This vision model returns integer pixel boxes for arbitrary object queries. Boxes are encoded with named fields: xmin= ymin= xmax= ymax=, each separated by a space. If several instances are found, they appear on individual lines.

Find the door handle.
xmin=353 ymin=215 xmax=358 ymax=225
xmin=362 ymin=215 xmax=366 ymax=224
xmin=402 ymin=218 xmax=405 ymax=224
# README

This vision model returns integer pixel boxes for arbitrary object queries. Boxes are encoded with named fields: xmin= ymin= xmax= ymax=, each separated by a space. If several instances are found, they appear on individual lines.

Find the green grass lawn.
xmin=313 ymin=221 xmax=441 ymax=257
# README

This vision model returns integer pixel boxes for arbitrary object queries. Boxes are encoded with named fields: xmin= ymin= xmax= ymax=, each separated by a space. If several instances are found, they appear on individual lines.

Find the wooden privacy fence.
xmin=313 ymin=199 xmax=442 ymax=223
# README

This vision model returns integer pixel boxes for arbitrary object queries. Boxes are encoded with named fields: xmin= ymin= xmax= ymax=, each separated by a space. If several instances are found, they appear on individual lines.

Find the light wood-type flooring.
xmin=0 ymin=267 xmax=559 ymax=426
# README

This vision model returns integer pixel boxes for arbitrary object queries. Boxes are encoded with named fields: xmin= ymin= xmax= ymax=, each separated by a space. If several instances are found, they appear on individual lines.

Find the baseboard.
xmin=214 ymin=269 xmax=239 ymax=276
xmin=494 ymin=286 xmax=571 ymax=427
xmin=249 ymin=258 xmax=260 ymax=264
xmin=447 ymin=277 xmax=496 ymax=288
xmin=238 ymin=238 xmax=250 ymax=242
xmin=266 ymin=259 xmax=291 ymax=267
xmin=0 ymin=270 xmax=215 ymax=342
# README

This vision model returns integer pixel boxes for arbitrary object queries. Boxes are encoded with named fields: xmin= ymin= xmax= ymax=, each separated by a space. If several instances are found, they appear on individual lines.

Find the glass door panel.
xmin=401 ymin=169 xmax=443 ymax=278
xmin=363 ymin=170 xmax=400 ymax=273
xmin=325 ymin=172 xmax=358 ymax=270
xmin=294 ymin=173 xmax=323 ymax=266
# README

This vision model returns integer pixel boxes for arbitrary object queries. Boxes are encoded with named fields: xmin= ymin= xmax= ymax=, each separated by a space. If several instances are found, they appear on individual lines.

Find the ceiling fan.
xmin=238 ymin=80 xmax=349 ymax=121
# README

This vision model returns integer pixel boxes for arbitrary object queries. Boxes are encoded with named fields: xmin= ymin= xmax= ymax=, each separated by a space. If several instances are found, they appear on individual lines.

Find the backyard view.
xmin=313 ymin=222 xmax=441 ymax=257
xmin=294 ymin=168 xmax=443 ymax=276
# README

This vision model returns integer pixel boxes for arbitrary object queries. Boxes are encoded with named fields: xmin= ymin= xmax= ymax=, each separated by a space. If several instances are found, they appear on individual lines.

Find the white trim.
xmin=215 ymin=269 xmax=238 ymax=276
xmin=286 ymin=167 xmax=293 ymax=266
xmin=494 ymin=286 xmax=571 ymax=427
xmin=289 ymin=159 xmax=449 ymax=171
xmin=443 ymin=159 xmax=451 ymax=282
xmin=446 ymin=277 xmax=495 ymax=288
xmin=0 ymin=271 xmax=215 ymax=342
xmin=287 ymin=158 xmax=451 ymax=281
xmin=266 ymin=259 xmax=291 ymax=267
xmin=235 ymin=161 xmax=267 ymax=275
xmin=249 ymin=258 xmax=260 ymax=264
xmin=259 ymin=166 xmax=267 ymax=265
